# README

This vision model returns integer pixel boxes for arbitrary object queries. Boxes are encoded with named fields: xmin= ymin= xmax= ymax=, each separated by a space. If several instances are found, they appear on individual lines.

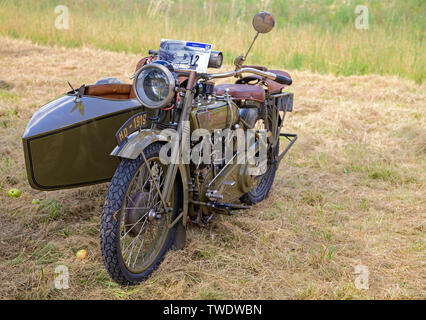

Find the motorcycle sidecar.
xmin=22 ymin=83 xmax=145 ymax=191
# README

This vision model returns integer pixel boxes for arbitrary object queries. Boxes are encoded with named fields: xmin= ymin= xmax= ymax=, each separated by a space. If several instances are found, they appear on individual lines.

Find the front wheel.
xmin=100 ymin=142 xmax=180 ymax=285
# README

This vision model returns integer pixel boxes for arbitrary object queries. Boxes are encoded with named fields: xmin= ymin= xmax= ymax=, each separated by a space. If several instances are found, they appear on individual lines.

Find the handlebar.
xmin=204 ymin=67 xmax=292 ymax=85
xmin=143 ymin=49 xmax=291 ymax=85
xmin=274 ymin=74 xmax=292 ymax=85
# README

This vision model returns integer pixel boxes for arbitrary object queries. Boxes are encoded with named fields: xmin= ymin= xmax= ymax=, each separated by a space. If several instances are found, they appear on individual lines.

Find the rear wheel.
xmin=100 ymin=142 xmax=180 ymax=285
xmin=241 ymin=118 xmax=279 ymax=205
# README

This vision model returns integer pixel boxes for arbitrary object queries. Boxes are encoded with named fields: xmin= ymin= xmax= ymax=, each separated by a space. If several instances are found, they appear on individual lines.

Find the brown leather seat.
xmin=236 ymin=70 xmax=292 ymax=94
xmin=266 ymin=70 xmax=292 ymax=93
xmin=213 ymin=84 xmax=265 ymax=103
xmin=85 ymin=84 xmax=136 ymax=100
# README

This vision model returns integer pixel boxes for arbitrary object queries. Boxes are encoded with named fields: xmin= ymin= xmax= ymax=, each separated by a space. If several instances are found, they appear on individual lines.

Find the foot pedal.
xmin=206 ymin=190 xmax=223 ymax=200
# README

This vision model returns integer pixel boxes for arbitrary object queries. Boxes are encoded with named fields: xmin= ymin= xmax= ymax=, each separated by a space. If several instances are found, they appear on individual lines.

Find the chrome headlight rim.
xmin=133 ymin=63 xmax=176 ymax=109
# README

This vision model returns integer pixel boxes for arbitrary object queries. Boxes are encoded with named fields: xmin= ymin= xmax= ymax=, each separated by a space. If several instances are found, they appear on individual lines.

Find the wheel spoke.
xmin=121 ymin=211 xmax=149 ymax=253
xmin=122 ymin=215 xmax=148 ymax=255
xmin=132 ymin=238 xmax=145 ymax=268
xmin=127 ymin=217 xmax=148 ymax=265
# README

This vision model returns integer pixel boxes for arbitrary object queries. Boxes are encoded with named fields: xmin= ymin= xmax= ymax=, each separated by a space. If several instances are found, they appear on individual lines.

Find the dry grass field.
xmin=0 ymin=36 xmax=424 ymax=299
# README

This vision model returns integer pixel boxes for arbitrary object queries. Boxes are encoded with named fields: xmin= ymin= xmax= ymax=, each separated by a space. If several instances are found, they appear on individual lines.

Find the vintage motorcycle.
xmin=22 ymin=12 xmax=296 ymax=285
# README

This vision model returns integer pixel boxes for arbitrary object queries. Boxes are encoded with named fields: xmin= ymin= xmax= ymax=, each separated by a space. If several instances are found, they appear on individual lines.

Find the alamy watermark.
xmin=353 ymin=263 xmax=369 ymax=290
xmin=55 ymin=5 xmax=69 ymax=30
xmin=155 ymin=121 xmax=268 ymax=176
xmin=54 ymin=265 xmax=69 ymax=289
xmin=355 ymin=5 xmax=369 ymax=30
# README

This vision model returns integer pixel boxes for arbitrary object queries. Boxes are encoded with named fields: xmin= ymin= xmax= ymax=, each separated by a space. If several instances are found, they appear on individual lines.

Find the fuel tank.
xmin=22 ymin=94 xmax=144 ymax=190
xmin=190 ymin=99 xmax=239 ymax=132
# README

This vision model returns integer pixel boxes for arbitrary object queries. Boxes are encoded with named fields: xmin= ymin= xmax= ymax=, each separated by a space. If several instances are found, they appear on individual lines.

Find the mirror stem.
xmin=244 ymin=32 xmax=259 ymax=61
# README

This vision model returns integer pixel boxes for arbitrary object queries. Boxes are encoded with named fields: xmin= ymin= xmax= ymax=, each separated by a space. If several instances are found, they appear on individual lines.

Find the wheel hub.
xmin=148 ymin=209 xmax=161 ymax=221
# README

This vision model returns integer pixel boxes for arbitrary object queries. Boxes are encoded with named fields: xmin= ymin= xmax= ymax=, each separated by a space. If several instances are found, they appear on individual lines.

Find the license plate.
xmin=115 ymin=111 xmax=148 ymax=146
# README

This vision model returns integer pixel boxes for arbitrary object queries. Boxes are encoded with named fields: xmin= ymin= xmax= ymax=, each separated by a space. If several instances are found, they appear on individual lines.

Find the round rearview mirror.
xmin=252 ymin=11 xmax=275 ymax=33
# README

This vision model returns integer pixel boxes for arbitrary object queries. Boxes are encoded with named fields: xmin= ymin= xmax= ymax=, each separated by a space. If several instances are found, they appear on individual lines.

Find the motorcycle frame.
xmin=112 ymin=71 xmax=297 ymax=229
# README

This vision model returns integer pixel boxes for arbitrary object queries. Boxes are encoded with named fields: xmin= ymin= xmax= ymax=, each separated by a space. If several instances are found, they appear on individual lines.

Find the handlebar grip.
xmin=274 ymin=75 xmax=292 ymax=85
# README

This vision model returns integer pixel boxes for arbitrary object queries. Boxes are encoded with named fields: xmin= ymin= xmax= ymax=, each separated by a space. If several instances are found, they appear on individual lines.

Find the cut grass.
xmin=38 ymin=199 xmax=64 ymax=222
xmin=30 ymin=243 xmax=64 ymax=266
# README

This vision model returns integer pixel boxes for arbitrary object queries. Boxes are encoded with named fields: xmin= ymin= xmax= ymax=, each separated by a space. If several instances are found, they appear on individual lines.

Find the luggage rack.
xmin=270 ymin=92 xmax=297 ymax=164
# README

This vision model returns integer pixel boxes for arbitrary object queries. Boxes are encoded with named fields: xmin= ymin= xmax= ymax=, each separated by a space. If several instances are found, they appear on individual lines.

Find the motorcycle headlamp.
xmin=133 ymin=63 xmax=176 ymax=109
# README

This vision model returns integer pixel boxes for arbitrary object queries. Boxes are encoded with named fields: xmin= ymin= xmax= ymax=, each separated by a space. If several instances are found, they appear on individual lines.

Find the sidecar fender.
xmin=110 ymin=129 xmax=189 ymax=225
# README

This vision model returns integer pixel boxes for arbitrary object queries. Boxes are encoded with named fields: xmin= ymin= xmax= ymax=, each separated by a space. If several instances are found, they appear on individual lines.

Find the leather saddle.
xmin=213 ymin=84 xmax=265 ymax=103
xmin=214 ymin=68 xmax=291 ymax=103
xmin=236 ymin=70 xmax=292 ymax=95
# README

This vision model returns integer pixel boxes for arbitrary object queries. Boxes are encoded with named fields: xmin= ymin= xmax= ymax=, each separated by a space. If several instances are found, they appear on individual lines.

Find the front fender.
xmin=110 ymin=129 xmax=165 ymax=159
xmin=110 ymin=129 xmax=189 ymax=225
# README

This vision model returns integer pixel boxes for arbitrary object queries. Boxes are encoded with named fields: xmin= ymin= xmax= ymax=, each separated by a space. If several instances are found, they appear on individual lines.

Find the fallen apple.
xmin=7 ymin=188 xmax=21 ymax=198
xmin=76 ymin=249 xmax=88 ymax=259
xmin=32 ymin=198 xmax=40 ymax=205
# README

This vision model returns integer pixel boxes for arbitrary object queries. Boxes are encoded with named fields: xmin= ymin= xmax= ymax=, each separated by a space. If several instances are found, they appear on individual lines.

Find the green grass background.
xmin=0 ymin=0 xmax=424 ymax=83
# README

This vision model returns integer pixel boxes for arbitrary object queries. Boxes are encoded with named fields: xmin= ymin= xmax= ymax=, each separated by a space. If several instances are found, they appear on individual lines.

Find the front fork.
xmin=142 ymin=72 xmax=197 ymax=229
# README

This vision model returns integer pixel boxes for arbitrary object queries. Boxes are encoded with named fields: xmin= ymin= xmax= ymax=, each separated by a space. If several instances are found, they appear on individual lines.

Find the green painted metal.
xmin=22 ymin=94 xmax=144 ymax=190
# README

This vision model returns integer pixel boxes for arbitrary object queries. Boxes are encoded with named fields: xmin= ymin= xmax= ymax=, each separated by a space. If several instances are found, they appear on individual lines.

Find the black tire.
xmin=240 ymin=158 xmax=277 ymax=205
xmin=100 ymin=142 xmax=180 ymax=285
